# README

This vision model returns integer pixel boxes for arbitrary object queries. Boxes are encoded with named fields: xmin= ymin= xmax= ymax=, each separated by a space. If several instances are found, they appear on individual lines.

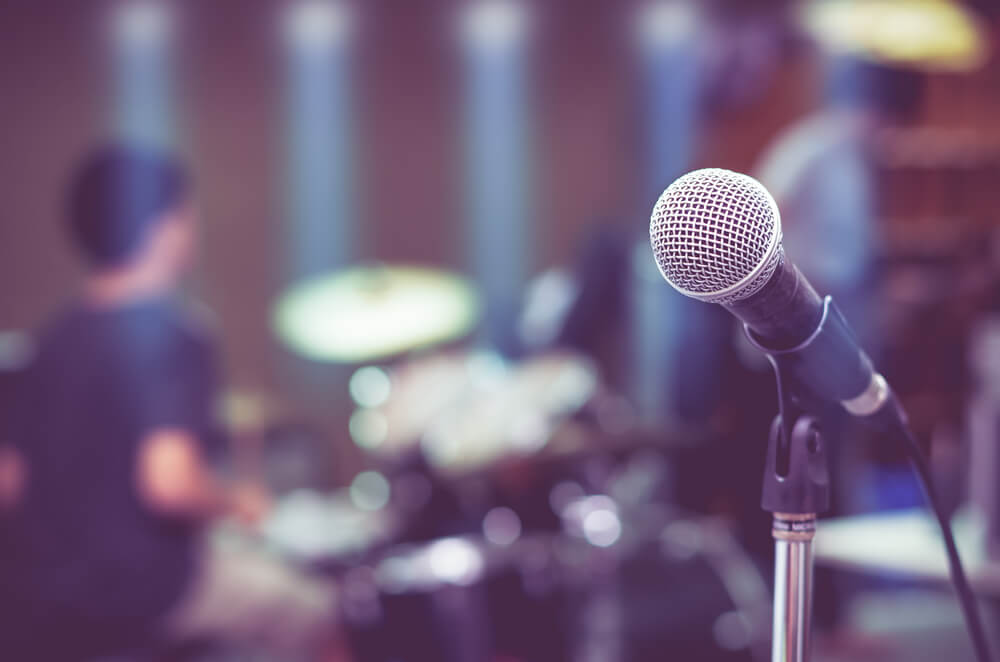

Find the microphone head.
xmin=649 ymin=168 xmax=783 ymax=304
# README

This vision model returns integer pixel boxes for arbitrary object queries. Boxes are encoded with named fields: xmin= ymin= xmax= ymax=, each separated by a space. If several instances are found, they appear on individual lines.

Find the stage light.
xmin=458 ymin=0 xmax=530 ymax=51
xmin=583 ymin=507 xmax=622 ymax=548
xmin=282 ymin=0 xmax=357 ymax=282
xmin=350 ymin=470 xmax=391 ymax=512
xmin=483 ymin=507 xmax=522 ymax=546
xmin=349 ymin=366 xmax=392 ymax=408
xmin=631 ymin=0 xmax=699 ymax=190
xmin=349 ymin=409 xmax=388 ymax=450
xmin=283 ymin=0 xmax=353 ymax=52
xmin=108 ymin=0 xmax=175 ymax=147
xmin=111 ymin=0 xmax=173 ymax=47
xmin=628 ymin=1 xmax=701 ymax=424
xmin=459 ymin=0 xmax=533 ymax=350
xmin=427 ymin=538 xmax=485 ymax=586
xmin=562 ymin=495 xmax=623 ymax=548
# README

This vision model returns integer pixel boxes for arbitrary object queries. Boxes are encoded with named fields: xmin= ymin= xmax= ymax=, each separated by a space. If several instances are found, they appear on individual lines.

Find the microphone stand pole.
xmin=760 ymin=372 xmax=831 ymax=662
xmin=772 ymin=510 xmax=814 ymax=662
xmin=744 ymin=299 xmax=855 ymax=661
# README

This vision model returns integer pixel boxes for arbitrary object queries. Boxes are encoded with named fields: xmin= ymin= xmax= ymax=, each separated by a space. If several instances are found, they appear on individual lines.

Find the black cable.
xmin=900 ymin=425 xmax=993 ymax=662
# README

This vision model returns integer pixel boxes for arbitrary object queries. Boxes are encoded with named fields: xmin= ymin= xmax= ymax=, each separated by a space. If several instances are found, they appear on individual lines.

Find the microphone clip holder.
xmin=746 ymin=296 xmax=878 ymax=424
xmin=761 ymin=375 xmax=831 ymax=519
xmin=749 ymin=304 xmax=838 ymax=662
xmin=759 ymin=379 xmax=830 ymax=662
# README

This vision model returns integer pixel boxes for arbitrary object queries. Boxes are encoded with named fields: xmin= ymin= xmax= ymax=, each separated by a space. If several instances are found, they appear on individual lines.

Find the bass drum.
xmin=340 ymin=517 xmax=768 ymax=662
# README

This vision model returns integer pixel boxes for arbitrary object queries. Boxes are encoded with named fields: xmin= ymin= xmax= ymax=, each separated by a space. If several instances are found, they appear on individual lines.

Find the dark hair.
xmin=827 ymin=57 xmax=926 ymax=122
xmin=66 ymin=144 xmax=191 ymax=267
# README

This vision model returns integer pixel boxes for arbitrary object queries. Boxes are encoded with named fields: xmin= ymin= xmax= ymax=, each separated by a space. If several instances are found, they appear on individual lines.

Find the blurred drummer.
xmin=0 ymin=145 xmax=337 ymax=660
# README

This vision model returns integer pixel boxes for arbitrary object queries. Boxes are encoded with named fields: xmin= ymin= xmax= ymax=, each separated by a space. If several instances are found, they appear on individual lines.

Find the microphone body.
xmin=731 ymin=251 xmax=888 ymax=419
xmin=723 ymin=251 xmax=822 ymax=351
xmin=649 ymin=168 xmax=893 ymax=420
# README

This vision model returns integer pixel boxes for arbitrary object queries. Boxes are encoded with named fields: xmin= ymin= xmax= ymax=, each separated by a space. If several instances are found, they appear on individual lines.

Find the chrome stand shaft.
xmin=771 ymin=513 xmax=816 ymax=662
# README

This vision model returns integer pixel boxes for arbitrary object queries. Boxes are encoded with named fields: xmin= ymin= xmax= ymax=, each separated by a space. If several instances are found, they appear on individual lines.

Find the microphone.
xmin=648 ymin=168 xmax=894 ymax=421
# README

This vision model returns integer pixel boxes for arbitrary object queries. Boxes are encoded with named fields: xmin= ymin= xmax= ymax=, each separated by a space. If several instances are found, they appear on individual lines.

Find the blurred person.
xmin=0 ymin=145 xmax=337 ymax=661
xmin=754 ymin=58 xmax=927 ymax=534
xmin=755 ymin=58 xmax=926 ymax=334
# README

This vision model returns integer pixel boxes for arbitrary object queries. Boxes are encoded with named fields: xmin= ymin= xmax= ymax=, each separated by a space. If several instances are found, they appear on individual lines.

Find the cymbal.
xmin=801 ymin=0 xmax=989 ymax=72
xmin=273 ymin=265 xmax=480 ymax=363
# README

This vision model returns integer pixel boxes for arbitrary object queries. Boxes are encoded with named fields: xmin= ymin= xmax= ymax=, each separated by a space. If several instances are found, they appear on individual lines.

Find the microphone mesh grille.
xmin=649 ymin=168 xmax=782 ymax=304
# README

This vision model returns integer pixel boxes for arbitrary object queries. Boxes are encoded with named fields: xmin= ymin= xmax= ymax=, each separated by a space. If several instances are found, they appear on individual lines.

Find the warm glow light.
xmin=562 ymin=495 xmax=623 ymax=547
xmin=349 ymin=471 xmax=391 ymax=511
xmin=802 ymin=0 xmax=988 ymax=72
xmin=349 ymin=366 xmax=392 ymax=408
xmin=633 ymin=1 xmax=697 ymax=52
xmin=0 ymin=332 xmax=34 ymax=371
xmin=348 ymin=410 xmax=388 ymax=450
xmin=483 ymin=507 xmax=522 ymax=546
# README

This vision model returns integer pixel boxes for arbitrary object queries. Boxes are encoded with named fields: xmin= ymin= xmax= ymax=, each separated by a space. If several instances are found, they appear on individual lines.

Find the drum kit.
xmin=253 ymin=265 xmax=772 ymax=661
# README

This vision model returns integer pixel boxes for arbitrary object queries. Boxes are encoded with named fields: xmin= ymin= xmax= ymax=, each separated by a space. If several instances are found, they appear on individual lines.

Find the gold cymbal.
xmin=801 ymin=0 xmax=990 ymax=72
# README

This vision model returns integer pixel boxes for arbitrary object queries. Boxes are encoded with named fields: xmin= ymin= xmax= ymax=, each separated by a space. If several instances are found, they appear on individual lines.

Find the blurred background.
xmin=2 ymin=0 xmax=1000 ymax=660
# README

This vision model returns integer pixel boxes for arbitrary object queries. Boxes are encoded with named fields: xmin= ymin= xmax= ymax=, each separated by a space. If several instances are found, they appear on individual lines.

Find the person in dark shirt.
xmin=0 ymin=145 xmax=334 ymax=660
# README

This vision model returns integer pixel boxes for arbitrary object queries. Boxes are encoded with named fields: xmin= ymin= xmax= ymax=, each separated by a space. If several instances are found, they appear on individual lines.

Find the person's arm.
xmin=136 ymin=427 xmax=269 ymax=524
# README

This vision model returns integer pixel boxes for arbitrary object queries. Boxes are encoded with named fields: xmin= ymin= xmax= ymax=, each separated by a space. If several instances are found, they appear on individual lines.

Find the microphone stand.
xmin=751 ymin=321 xmax=833 ymax=662
xmin=747 ymin=296 xmax=992 ymax=662
xmin=761 ymin=400 xmax=829 ymax=662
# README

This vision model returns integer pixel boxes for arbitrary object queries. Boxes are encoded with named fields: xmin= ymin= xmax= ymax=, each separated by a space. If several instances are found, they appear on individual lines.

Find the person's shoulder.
xmin=105 ymin=297 xmax=216 ymax=362
xmin=755 ymin=111 xmax=858 ymax=200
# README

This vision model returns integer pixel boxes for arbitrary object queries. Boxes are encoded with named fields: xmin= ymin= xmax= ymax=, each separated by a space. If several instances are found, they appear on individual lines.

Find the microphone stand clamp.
xmin=757 ymin=331 xmax=832 ymax=662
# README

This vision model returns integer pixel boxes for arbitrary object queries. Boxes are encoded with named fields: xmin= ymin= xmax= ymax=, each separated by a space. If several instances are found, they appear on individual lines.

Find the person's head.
xmin=66 ymin=144 xmax=195 ymax=285
xmin=827 ymin=57 xmax=927 ymax=125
